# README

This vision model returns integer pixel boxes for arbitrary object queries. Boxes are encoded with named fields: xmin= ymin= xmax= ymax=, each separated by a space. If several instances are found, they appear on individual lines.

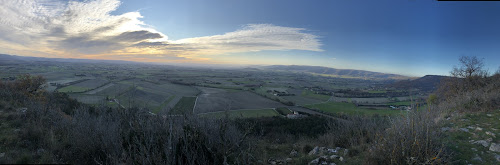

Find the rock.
xmin=468 ymin=126 xmax=475 ymax=129
xmin=460 ymin=128 xmax=469 ymax=132
xmin=327 ymin=148 xmax=337 ymax=153
xmin=487 ymin=138 xmax=493 ymax=142
xmin=309 ymin=146 xmax=319 ymax=155
xmin=486 ymin=131 xmax=496 ymax=137
xmin=339 ymin=157 xmax=344 ymax=161
xmin=321 ymin=161 xmax=328 ymax=165
xmin=268 ymin=158 xmax=276 ymax=165
xmin=285 ymin=158 xmax=292 ymax=162
xmin=441 ymin=127 xmax=451 ymax=132
xmin=329 ymin=163 xmax=336 ymax=165
xmin=343 ymin=149 xmax=348 ymax=156
xmin=290 ymin=149 xmax=299 ymax=157
xmin=472 ymin=155 xmax=483 ymax=162
xmin=487 ymin=114 xmax=493 ymax=117
xmin=473 ymin=140 xmax=490 ymax=147
xmin=490 ymin=143 xmax=500 ymax=152
xmin=309 ymin=158 xmax=319 ymax=164
xmin=17 ymin=107 xmax=27 ymax=113
xmin=329 ymin=155 xmax=339 ymax=159
xmin=319 ymin=147 xmax=326 ymax=154
xmin=0 ymin=152 xmax=4 ymax=158
xmin=494 ymin=154 xmax=500 ymax=162
xmin=36 ymin=148 xmax=45 ymax=156
xmin=475 ymin=127 xmax=483 ymax=131
xmin=446 ymin=117 xmax=451 ymax=120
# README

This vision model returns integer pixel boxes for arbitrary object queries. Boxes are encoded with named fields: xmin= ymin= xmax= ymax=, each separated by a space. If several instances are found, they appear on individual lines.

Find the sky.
xmin=1 ymin=0 xmax=500 ymax=76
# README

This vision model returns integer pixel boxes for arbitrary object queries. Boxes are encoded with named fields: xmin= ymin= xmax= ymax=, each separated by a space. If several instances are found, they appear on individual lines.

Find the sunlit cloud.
xmin=0 ymin=0 xmax=322 ymax=63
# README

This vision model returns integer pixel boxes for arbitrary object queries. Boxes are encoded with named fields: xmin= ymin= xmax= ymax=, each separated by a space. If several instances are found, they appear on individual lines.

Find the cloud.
xmin=172 ymin=24 xmax=322 ymax=56
xmin=0 ymin=0 xmax=322 ymax=63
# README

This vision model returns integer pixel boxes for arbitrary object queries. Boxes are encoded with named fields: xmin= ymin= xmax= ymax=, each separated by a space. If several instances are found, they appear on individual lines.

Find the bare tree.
xmin=451 ymin=56 xmax=488 ymax=79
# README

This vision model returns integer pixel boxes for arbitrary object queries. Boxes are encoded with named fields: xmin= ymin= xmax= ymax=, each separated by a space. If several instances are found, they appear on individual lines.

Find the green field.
xmin=169 ymin=96 xmax=197 ymax=115
xmin=301 ymin=90 xmax=330 ymax=101
xmin=58 ymin=86 xmax=91 ymax=93
xmin=304 ymin=102 xmax=403 ymax=116
xmin=275 ymin=107 xmax=293 ymax=115
xmin=198 ymin=109 xmax=279 ymax=119
xmin=152 ymin=95 xmax=176 ymax=114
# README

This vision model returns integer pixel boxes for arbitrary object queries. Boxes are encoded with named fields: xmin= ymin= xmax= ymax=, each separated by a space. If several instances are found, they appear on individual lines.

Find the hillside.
xmin=261 ymin=65 xmax=409 ymax=80
xmin=390 ymin=75 xmax=449 ymax=91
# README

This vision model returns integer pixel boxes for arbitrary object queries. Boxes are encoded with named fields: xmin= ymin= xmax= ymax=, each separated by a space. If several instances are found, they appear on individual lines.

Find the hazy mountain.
xmin=0 ymin=54 xmax=138 ymax=65
xmin=390 ymin=75 xmax=449 ymax=91
xmin=260 ymin=65 xmax=410 ymax=80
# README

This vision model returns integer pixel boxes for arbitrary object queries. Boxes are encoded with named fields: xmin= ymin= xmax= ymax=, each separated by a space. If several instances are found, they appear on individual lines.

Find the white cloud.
xmin=0 ymin=0 xmax=322 ymax=62
xmin=171 ymin=24 xmax=322 ymax=56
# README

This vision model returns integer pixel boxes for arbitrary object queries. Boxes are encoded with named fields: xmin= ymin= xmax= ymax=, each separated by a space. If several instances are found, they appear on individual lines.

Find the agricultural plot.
xmin=105 ymin=80 xmax=199 ymax=112
xmin=194 ymin=87 xmax=284 ymax=114
xmin=198 ymin=109 xmax=279 ymax=119
xmin=300 ymin=89 xmax=331 ymax=101
xmin=45 ymin=78 xmax=83 ymax=91
xmin=68 ymin=94 xmax=106 ymax=105
xmin=304 ymin=102 xmax=403 ymax=116
xmin=169 ymin=97 xmax=197 ymax=115
xmin=95 ymin=83 xmax=132 ymax=98
xmin=280 ymin=96 xmax=324 ymax=105
xmin=58 ymin=79 xmax=109 ymax=93
xmin=117 ymin=87 xmax=172 ymax=109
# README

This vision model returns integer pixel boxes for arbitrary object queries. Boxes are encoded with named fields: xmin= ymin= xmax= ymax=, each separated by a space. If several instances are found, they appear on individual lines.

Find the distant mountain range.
xmin=1 ymin=54 xmax=417 ymax=80
xmin=389 ymin=75 xmax=450 ymax=91
xmin=0 ymin=54 xmax=137 ymax=65
xmin=260 ymin=65 xmax=410 ymax=80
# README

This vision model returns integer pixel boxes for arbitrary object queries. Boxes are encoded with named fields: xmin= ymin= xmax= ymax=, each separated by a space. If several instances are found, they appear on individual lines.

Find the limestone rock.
xmin=309 ymin=146 xmax=319 ymax=155
xmin=473 ymin=140 xmax=490 ymax=147
xmin=490 ymin=143 xmax=500 ymax=152
xmin=290 ymin=149 xmax=299 ymax=157
xmin=494 ymin=154 xmax=500 ymax=162
xmin=309 ymin=158 xmax=319 ymax=164
xmin=486 ymin=131 xmax=496 ymax=137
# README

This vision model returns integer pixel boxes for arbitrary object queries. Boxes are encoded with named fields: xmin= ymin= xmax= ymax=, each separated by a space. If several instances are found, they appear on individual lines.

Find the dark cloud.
xmin=112 ymin=30 xmax=162 ymax=42
xmin=133 ymin=41 xmax=168 ymax=47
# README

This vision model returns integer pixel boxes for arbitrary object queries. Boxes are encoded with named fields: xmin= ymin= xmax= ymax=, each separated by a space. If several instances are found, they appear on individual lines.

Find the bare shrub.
xmin=318 ymin=115 xmax=387 ymax=149
xmin=367 ymin=107 xmax=449 ymax=164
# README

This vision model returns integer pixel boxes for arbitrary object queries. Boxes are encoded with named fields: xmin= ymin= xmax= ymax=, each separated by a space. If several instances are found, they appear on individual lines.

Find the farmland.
xmin=304 ymin=102 xmax=404 ymax=116
xmin=0 ymin=55 xmax=432 ymax=116
xmin=197 ymin=109 xmax=280 ymax=119
xmin=194 ymin=87 xmax=285 ymax=114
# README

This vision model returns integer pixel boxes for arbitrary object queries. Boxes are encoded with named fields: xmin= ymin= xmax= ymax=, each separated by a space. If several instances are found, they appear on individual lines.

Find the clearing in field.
xmin=194 ymin=87 xmax=284 ymax=114
xmin=304 ymin=102 xmax=403 ymax=116
xmin=198 ymin=109 xmax=279 ymax=119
